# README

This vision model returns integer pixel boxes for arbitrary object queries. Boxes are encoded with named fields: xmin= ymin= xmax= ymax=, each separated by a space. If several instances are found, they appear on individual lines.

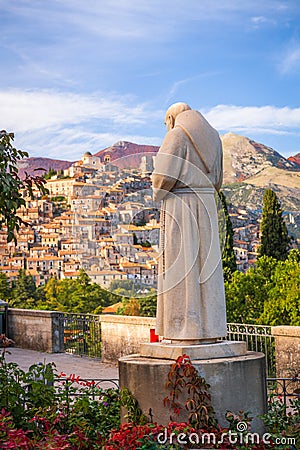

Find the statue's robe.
xmin=152 ymin=109 xmax=227 ymax=340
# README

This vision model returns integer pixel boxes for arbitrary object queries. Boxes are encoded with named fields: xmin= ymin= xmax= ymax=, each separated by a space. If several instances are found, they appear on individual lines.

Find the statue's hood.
xmin=174 ymin=109 xmax=222 ymax=173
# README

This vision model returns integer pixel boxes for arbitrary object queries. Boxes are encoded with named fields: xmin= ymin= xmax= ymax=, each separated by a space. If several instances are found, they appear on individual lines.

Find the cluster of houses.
xmin=1 ymin=149 xmax=298 ymax=292
xmin=0 ymin=152 xmax=160 ymax=293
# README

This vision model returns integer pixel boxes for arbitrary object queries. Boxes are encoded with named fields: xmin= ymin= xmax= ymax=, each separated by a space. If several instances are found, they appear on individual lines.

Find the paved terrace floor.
xmin=4 ymin=347 xmax=119 ymax=381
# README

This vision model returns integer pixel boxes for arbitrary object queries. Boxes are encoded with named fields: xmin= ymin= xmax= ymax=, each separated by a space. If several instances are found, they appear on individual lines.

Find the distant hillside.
xmin=221 ymin=132 xmax=298 ymax=184
xmin=288 ymin=153 xmax=300 ymax=167
xmin=17 ymin=157 xmax=72 ymax=179
xmin=94 ymin=141 xmax=159 ymax=168
xmin=222 ymin=183 xmax=299 ymax=212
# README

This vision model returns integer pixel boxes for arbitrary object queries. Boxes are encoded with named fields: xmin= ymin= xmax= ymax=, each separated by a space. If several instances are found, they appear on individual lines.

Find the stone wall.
xmin=100 ymin=314 xmax=155 ymax=363
xmin=272 ymin=326 xmax=300 ymax=378
xmin=8 ymin=308 xmax=64 ymax=353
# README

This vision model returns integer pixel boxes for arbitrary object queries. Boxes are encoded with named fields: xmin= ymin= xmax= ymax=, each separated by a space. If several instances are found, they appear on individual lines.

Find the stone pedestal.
xmin=140 ymin=340 xmax=247 ymax=360
xmin=119 ymin=346 xmax=267 ymax=434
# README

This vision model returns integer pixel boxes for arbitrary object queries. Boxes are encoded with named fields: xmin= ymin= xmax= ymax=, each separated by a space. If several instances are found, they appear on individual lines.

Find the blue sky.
xmin=1 ymin=0 xmax=300 ymax=160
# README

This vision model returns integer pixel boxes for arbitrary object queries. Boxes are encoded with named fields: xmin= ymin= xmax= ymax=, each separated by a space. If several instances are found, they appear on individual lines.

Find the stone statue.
xmin=152 ymin=102 xmax=227 ymax=343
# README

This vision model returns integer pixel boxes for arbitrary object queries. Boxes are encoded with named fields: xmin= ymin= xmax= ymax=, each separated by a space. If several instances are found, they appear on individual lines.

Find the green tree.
xmin=43 ymin=168 xmax=57 ymax=180
xmin=225 ymin=253 xmax=300 ymax=326
xmin=218 ymin=191 xmax=237 ymax=280
xmin=258 ymin=189 xmax=290 ymax=260
xmin=0 ymin=273 xmax=11 ymax=301
xmin=225 ymin=256 xmax=277 ymax=324
xmin=109 ymin=279 xmax=135 ymax=298
xmin=259 ymin=250 xmax=300 ymax=326
xmin=0 ymin=131 xmax=47 ymax=243
xmin=225 ymin=269 xmax=266 ymax=323
xmin=123 ymin=297 xmax=141 ymax=316
xmin=10 ymin=269 xmax=37 ymax=308
xmin=139 ymin=292 xmax=157 ymax=317
xmin=39 ymin=271 xmax=117 ymax=313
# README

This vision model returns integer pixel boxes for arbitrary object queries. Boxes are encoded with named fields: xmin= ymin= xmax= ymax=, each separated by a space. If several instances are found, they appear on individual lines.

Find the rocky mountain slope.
xmin=221 ymin=132 xmax=298 ymax=184
xmin=288 ymin=153 xmax=300 ymax=167
xmin=221 ymin=133 xmax=300 ymax=210
xmin=94 ymin=141 xmax=159 ymax=168
xmin=17 ymin=157 xmax=73 ymax=179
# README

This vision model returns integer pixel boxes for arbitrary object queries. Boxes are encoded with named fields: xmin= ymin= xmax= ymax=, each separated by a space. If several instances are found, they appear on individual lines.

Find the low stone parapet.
xmin=271 ymin=326 xmax=300 ymax=378
xmin=100 ymin=314 xmax=155 ymax=363
xmin=8 ymin=308 xmax=64 ymax=353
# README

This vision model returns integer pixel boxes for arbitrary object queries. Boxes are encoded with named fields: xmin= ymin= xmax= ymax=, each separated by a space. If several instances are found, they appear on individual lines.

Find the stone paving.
xmin=4 ymin=347 xmax=119 ymax=381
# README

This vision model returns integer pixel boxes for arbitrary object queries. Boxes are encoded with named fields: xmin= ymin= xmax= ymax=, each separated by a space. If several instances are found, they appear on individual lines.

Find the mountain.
xmin=221 ymin=132 xmax=298 ymax=184
xmin=94 ymin=141 xmax=159 ymax=168
xmin=17 ymin=157 xmax=73 ymax=179
xmin=221 ymin=133 xmax=300 ymax=210
xmin=288 ymin=153 xmax=300 ymax=167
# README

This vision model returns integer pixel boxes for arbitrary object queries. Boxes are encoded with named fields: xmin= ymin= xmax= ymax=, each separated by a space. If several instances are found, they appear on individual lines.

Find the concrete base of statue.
xmin=140 ymin=339 xmax=247 ymax=360
xmin=119 ymin=342 xmax=267 ymax=434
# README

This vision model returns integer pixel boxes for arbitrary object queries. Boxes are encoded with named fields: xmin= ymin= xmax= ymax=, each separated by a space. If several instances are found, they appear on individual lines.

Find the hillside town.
xmin=0 ymin=149 xmax=299 ymax=291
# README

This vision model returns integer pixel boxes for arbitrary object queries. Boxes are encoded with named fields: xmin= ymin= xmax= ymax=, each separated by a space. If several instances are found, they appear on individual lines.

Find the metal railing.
xmin=63 ymin=313 xmax=101 ymax=358
xmin=54 ymin=374 xmax=300 ymax=414
xmin=267 ymin=376 xmax=300 ymax=408
xmin=225 ymin=323 xmax=275 ymax=377
xmin=61 ymin=315 xmax=276 ymax=375
xmin=54 ymin=377 xmax=119 ymax=400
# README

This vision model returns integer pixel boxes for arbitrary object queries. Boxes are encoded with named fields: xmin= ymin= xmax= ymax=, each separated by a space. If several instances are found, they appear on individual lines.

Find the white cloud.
xmin=2 ymin=88 xmax=300 ymax=159
xmin=1 ymin=1 xmax=290 ymax=43
xmin=204 ymin=104 xmax=300 ymax=134
xmin=15 ymin=127 xmax=161 ymax=160
xmin=0 ymin=89 xmax=161 ymax=133
xmin=279 ymin=45 xmax=300 ymax=74
xmin=0 ymin=88 xmax=162 ymax=159
xmin=250 ymin=15 xmax=276 ymax=28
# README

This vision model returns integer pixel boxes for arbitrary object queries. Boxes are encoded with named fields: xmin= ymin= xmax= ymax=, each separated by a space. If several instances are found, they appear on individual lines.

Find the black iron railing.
xmin=267 ymin=376 xmax=300 ymax=408
xmin=226 ymin=323 xmax=275 ymax=377
xmin=62 ymin=313 xmax=101 ymax=358
xmin=54 ymin=377 xmax=119 ymax=400
xmin=61 ymin=314 xmax=276 ymax=374
xmin=55 ymin=375 xmax=300 ymax=412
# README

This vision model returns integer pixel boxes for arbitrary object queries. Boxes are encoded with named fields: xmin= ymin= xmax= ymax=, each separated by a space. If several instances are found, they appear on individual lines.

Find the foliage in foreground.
xmin=0 ymin=341 xmax=299 ymax=449
xmin=0 ymin=131 xmax=47 ymax=243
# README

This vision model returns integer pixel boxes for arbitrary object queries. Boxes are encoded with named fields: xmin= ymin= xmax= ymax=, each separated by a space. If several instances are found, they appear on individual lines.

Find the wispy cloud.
xmin=165 ymin=72 xmax=221 ymax=106
xmin=17 ymin=128 xmax=161 ymax=160
xmin=1 ymin=1 xmax=291 ymax=43
xmin=204 ymin=104 xmax=300 ymax=134
xmin=250 ymin=15 xmax=276 ymax=28
xmin=0 ymin=88 xmax=162 ymax=159
xmin=279 ymin=44 xmax=300 ymax=74
xmin=0 ymin=89 xmax=161 ymax=132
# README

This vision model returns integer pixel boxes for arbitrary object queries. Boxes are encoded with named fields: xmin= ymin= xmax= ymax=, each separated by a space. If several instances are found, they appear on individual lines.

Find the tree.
xmin=225 ymin=252 xmax=300 ymax=326
xmin=0 ymin=131 xmax=47 ymax=242
xmin=218 ymin=191 xmax=237 ymax=280
xmin=123 ymin=297 xmax=140 ymax=316
xmin=43 ymin=168 xmax=57 ymax=180
xmin=0 ymin=273 xmax=11 ymax=301
xmin=258 ymin=189 xmax=290 ymax=260
xmin=38 ymin=271 xmax=117 ymax=313
xmin=10 ymin=269 xmax=37 ymax=308
xmin=139 ymin=292 xmax=157 ymax=317
xmin=225 ymin=268 xmax=268 ymax=323
xmin=259 ymin=250 xmax=300 ymax=326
